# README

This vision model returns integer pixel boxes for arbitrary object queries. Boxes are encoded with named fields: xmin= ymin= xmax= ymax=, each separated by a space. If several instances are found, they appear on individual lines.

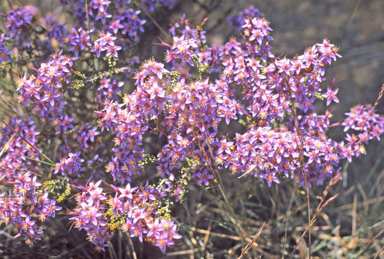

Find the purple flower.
xmin=109 ymin=19 xmax=123 ymax=34
xmin=118 ymin=183 xmax=137 ymax=199
xmin=154 ymin=233 xmax=174 ymax=254
xmin=95 ymin=11 xmax=112 ymax=24
xmin=0 ymin=46 xmax=12 ymax=64
xmin=260 ymin=169 xmax=280 ymax=187
xmin=89 ymin=0 xmax=111 ymax=13
xmin=194 ymin=169 xmax=214 ymax=185
xmin=323 ymin=86 xmax=339 ymax=106
xmin=91 ymin=41 xmax=105 ymax=58
xmin=105 ymin=44 xmax=122 ymax=58
xmin=60 ymin=115 xmax=75 ymax=132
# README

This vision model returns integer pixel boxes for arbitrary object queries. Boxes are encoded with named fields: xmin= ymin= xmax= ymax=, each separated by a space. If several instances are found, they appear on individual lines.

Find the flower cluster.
xmin=227 ymin=5 xmax=263 ymax=31
xmin=336 ymin=104 xmax=384 ymax=161
xmin=16 ymin=53 xmax=75 ymax=120
xmin=0 ymin=0 xmax=173 ymax=71
xmin=0 ymin=0 xmax=184 ymax=253
xmin=96 ymin=77 xmax=124 ymax=104
xmin=54 ymin=151 xmax=84 ymax=178
xmin=169 ymin=14 xmax=207 ymax=45
xmin=0 ymin=187 xmax=61 ymax=245
xmin=2 ymin=1 xmax=384 ymax=255
xmin=165 ymin=35 xmax=199 ymax=65
xmin=69 ymin=180 xmax=181 ymax=252
xmin=54 ymin=114 xmax=75 ymax=134
xmin=76 ymin=124 xmax=101 ymax=149
xmin=0 ymin=34 xmax=11 ymax=65
xmin=242 ymin=16 xmax=274 ymax=62
xmin=0 ymin=118 xmax=61 ymax=245
xmin=103 ymin=12 xmax=383 ymax=193
xmin=64 ymin=0 xmax=146 ymax=59
xmin=3 ymin=6 xmax=35 ymax=44
xmin=108 ymin=8 xmax=145 ymax=41
xmin=98 ymin=59 xmax=169 ymax=183
xmin=66 ymin=27 xmax=92 ymax=57
xmin=0 ymin=118 xmax=41 ymax=180
xmin=91 ymin=32 xmax=122 ymax=58
xmin=41 ymin=15 xmax=69 ymax=46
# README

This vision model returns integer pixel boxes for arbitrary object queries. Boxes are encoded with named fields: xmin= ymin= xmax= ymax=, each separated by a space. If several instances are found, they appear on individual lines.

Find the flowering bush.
xmin=0 ymin=1 xmax=383 ymax=256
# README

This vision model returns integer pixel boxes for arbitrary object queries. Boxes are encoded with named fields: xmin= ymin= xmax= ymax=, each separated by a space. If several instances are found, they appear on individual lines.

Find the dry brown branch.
xmin=238 ymin=221 xmax=266 ymax=259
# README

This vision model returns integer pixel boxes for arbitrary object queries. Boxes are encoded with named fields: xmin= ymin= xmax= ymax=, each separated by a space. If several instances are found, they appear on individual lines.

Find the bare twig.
xmin=374 ymin=245 xmax=384 ymax=259
xmin=238 ymin=221 xmax=266 ymax=259
xmin=354 ymin=228 xmax=384 ymax=258
xmin=288 ymin=174 xmax=341 ymax=258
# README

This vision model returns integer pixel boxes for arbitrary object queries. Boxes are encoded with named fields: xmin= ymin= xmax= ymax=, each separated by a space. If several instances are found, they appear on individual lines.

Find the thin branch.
xmin=288 ymin=174 xmax=341 ymax=258
xmin=285 ymin=74 xmax=312 ymax=258
xmin=374 ymin=245 xmax=384 ymax=259
xmin=238 ymin=221 xmax=266 ymax=259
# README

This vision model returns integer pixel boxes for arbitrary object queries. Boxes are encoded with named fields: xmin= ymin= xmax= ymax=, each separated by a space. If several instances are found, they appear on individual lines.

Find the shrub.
xmin=0 ymin=1 xmax=383 ymax=256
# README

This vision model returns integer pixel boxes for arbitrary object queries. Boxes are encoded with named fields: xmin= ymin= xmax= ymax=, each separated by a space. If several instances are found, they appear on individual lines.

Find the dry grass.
xmin=160 ymin=157 xmax=384 ymax=258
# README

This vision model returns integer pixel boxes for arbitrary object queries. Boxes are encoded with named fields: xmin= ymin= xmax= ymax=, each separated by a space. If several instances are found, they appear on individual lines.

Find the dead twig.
xmin=238 ymin=221 xmax=266 ymax=259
